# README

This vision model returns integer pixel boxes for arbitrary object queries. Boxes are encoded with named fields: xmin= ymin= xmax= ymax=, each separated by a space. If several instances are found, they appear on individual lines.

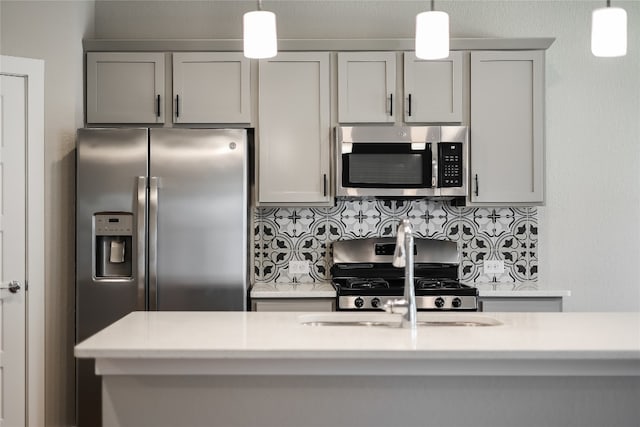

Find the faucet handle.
xmin=392 ymin=219 xmax=412 ymax=268
xmin=392 ymin=241 xmax=406 ymax=268
xmin=383 ymin=298 xmax=409 ymax=315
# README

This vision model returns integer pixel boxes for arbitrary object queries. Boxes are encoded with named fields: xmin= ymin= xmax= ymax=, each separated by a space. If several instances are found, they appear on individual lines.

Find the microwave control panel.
xmin=438 ymin=143 xmax=463 ymax=187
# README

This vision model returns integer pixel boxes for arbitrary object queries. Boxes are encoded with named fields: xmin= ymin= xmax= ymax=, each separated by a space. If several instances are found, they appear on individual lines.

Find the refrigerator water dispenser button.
xmin=110 ymin=240 xmax=125 ymax=263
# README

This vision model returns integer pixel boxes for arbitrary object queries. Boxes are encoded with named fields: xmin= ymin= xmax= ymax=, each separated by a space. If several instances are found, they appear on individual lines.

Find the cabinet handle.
xmin=175 ymin=95 xmax=180 ymax=118
xmin=408 ymin=94 xmax=412 ymax=117
xmin=389 ymin=93 xmax=393 ymax=116
xmin=474 ymin=174 xmax=479 ymax=196
xmin=156 ymin=94 xmax=161 ymax=118
xmin=323 ymin=174 xmax=327 ymax=197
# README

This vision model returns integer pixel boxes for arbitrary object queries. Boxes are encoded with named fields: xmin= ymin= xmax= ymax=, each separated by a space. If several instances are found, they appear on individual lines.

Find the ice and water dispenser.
xmin=94 ymin=213 xmax=133 ymax=279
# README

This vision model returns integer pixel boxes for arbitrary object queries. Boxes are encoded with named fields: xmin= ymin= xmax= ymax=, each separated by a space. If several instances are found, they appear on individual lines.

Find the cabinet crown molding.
xmin=83 ymin=37 xmax=555 ymax=53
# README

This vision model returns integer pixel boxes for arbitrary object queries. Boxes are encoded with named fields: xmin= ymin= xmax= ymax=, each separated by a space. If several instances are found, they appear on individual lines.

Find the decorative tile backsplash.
xmin=253 ymin=199 xmax=537 ymax=287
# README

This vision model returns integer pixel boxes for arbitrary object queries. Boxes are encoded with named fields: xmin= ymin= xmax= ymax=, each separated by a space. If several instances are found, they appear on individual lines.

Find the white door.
xmin=0 ymin=74 xmax=27 ymax=426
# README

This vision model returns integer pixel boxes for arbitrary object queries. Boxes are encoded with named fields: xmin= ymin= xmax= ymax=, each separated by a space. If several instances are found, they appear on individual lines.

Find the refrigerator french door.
xmin=75 ymin=128 xmax=248 ymax=427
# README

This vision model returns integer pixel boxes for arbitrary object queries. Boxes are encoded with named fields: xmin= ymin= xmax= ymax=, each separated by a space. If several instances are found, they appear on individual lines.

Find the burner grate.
xmin=415 ymin=278 xmax=468 ymax=290
xmin=345 ymin=278 xmax=390 ymax=289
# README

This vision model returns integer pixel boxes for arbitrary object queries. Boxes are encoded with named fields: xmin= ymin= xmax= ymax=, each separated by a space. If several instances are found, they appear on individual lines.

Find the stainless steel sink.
xmin=298 ymin=313 xmax=502 ymax=327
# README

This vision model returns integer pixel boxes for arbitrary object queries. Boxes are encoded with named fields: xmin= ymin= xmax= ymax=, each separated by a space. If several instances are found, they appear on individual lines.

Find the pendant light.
xmin=591 ymin=0 xmax=627 ymax=57
xmin=243 ymin=0 xmax=278 ymax=59
xmin=415 ymin=0 xmax=450 ymax=60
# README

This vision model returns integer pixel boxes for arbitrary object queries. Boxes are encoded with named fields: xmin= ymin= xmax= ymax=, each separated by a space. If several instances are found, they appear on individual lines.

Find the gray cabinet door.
xmin=258 ymin=52 xmax=331 ymax=205
xmin=470 ymin=51 xmax=544 ymax=204
xmin=338 ymin=52 xmax=396 ymax=123
xmin=404 ymin=51 xmax=463 ymax=123
xmin=86 ymin=52 xmax=165 ymax=124
xmin=252 ymin=299 xmax=335 ymax=312
xmin=172 ymin=52 xmax=250 ymax=124
xmin=479 ymin=297 xmax=563 ymax=312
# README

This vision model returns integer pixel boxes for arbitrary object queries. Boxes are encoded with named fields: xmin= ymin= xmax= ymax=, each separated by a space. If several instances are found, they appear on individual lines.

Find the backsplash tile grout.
xmin=253 ymin=199 xmax=538 ymax=289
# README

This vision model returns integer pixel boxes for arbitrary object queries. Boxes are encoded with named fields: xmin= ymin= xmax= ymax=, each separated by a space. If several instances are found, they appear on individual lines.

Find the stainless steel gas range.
xmin=330 ymin=237 xmax=478 ymax=311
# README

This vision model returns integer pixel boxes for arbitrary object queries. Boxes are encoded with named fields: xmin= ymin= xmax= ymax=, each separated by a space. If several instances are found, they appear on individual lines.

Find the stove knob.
xmin=452 ymin=297 xmax=462 ymax=308
xmin=435 ymin=297 xmax=446 ymax=308
xmin=371 ymin=298 xmax=381 ymax=308
xmin=354 ymin=297 xmax=365 ymax=308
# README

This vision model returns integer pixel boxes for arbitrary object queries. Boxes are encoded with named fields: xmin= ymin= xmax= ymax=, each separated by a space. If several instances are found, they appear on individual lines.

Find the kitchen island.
xmin=75 ymin=311 xmax=640 ymax=427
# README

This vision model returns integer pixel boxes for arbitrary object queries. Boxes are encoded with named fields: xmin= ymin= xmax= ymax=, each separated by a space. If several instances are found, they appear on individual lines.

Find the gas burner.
xmin=415 ymin=278 xmax=466 ymax=290
xmin=345 ymin=278 xmax=389 ymax=289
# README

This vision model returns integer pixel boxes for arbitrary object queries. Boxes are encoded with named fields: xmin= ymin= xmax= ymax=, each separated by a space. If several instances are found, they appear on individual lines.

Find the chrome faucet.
xmin=383 ymin=219 xmax=417 ymax=329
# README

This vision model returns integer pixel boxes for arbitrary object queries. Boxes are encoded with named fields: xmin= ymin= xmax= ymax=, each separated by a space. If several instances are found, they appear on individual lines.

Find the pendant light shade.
xmin=591 ymin=5 xmax=627 ymax=57
xmin=243 ymin=8 xmax=277 ymax=59
xmin=415 ymin=10 xmax=450 ymax=60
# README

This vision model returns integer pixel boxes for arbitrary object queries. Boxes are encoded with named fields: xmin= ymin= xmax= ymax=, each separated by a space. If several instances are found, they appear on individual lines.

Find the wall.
xmin=92 ymin=0 xmax=640 ymax=311
xmin=254 ymin=200 xmax=538 ymax=290
xmin=0 ymin=2 xmax=95 ymax=426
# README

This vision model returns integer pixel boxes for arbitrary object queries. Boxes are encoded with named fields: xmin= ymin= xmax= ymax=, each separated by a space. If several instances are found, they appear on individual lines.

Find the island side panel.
xmin=102 ymin=375 xmax=640 ymax=427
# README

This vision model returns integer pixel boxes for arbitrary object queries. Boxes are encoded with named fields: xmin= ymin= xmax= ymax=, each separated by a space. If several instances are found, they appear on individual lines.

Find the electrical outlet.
xmin=289 ymin=260 xmax=310 ymax=275
xmin=483 ymin=260 xmax=504 ymax=275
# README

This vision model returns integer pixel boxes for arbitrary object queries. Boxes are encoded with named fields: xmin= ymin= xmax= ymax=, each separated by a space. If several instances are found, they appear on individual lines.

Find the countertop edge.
xmin=84 ymin=354 xmax=640 ymax=377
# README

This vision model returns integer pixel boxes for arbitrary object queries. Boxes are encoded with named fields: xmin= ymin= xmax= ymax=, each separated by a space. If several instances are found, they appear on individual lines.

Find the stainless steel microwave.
xmin=335 ymin=125 xmax=468 ymax=198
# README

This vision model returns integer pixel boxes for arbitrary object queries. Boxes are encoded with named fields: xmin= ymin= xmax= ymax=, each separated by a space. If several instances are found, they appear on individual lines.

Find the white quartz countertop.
xmin=75 ymin=311 xmax=640 ymax=377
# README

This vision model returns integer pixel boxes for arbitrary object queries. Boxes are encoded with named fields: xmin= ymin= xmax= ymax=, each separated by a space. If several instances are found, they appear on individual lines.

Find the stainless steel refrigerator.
xmin=75 ymin=128 xmax=248 ymax=427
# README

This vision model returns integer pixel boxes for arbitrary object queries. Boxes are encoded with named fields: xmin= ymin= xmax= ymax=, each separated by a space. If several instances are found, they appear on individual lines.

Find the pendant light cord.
xmin=431 ymin=0 xmax=435 ymax=11
xmin=607 ymin=0 xmax=611 ymax=7
xmin=258 ymin=0 xmax=263 ymax=11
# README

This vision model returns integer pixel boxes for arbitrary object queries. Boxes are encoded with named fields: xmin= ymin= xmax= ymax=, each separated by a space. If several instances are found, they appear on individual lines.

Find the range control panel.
xmin=438 ymin=143 xmax=463 ymax=187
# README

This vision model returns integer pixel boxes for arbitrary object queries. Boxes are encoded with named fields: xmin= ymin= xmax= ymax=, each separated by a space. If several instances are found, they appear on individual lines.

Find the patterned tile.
xmin=339 ymin=199 xmax=383 ymax=238
xmin=253 ymin=199 xmax=538 ymax=287
xmin=405 ymin=199 xmax=449 ymax=238
xmin=274 ymin=207 xmax=317 ymax=238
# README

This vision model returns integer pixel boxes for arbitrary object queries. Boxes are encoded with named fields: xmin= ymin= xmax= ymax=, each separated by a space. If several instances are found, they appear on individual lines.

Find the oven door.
xmin=336 ymin=126 xmax=438 ymax=198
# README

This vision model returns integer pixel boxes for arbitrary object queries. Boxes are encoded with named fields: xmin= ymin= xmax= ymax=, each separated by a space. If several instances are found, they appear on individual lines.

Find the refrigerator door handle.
xmin=148 ymin=176 xmax=159 ymax=311
xmin=136 ymin=176 xmax=147 ymax=310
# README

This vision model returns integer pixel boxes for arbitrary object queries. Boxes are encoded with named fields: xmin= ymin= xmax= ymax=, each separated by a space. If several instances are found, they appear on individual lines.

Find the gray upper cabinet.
xmin=337 ymin=51 xmax=463 ymax=124
xmin=257 ymin=52 xmax=331 ymax=206
xmin=337 ymin=52 xmax=396 ymax=123
xmin=86 ymin=52 xmax=165 ymax=124
xmin=86 ymin=52 xmax=250 ymax=125
xmin=469 ymin=50 xmax=545 ymax=205
xmin=403 ymin=51 xmax=463 ymax=123
xmin=172 ymin=52 xmax=250 ymax=124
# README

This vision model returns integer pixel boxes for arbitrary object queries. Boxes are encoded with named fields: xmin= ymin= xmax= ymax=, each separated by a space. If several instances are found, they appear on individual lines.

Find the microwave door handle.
xmin=389 ymin=93 xmax=393 ymax=117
